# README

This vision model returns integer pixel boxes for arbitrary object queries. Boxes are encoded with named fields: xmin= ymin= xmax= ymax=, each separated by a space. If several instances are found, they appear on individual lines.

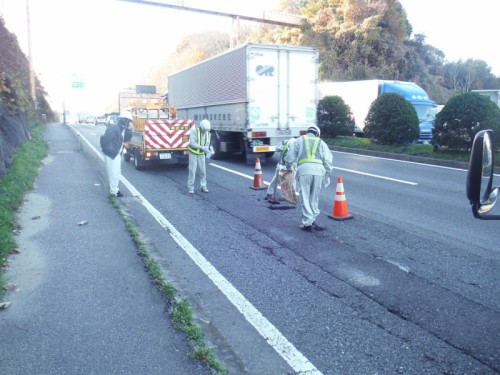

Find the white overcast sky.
xmin=0 ymin=0 xmax=497 ymax=115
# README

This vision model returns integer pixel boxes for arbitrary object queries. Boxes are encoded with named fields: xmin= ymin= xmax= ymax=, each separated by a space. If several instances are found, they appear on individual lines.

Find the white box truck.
xmin=317 ymin=80 xmax=437 ymax=142
xmin=168 ymin=43 xmax=318 ymax=163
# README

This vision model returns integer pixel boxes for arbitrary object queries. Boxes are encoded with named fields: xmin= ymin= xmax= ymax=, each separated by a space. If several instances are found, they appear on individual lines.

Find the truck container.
xmin=317 ymin=80 xmax=437 ymax=142
xmin=168 ymin=43 xmax=318 ymax=163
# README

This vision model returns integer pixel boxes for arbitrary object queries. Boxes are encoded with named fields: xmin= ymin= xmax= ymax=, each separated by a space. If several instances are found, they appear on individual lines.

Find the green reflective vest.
xmin=298 ymin=136 xmax=323 ymax=165
xmin=188 ymin=127 xmax=210 ymax=155
xmin=280 ymin=142 xmax=289 ymax=164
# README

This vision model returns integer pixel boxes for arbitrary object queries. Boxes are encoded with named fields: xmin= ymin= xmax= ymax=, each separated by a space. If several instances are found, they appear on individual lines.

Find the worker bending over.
xmin=285 ymin=125 xmax=333 ymax=231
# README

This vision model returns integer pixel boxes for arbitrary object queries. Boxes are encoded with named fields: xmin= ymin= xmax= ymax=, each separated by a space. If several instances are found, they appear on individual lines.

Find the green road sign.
xmin=72 ymin=81 xmax=84 ymax=89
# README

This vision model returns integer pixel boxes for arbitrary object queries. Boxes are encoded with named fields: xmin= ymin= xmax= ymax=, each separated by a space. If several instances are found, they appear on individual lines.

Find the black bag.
xmin=100 ymin=133 xmax=108 ymax=151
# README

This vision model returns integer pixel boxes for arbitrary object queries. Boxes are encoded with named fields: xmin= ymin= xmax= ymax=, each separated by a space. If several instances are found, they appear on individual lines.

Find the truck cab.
xmin=379 ymin=81 xmax=437 ymax=143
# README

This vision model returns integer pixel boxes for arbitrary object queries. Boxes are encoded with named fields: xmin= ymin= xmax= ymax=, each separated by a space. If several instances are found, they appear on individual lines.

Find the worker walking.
xmin=100 ymin=112 xmax=132 ymax=197
xmin=265 ymin=138 xmax=296 ymax=202
xmin=285 ymin=125 xmax=333 ymax=231
xmin=188 ymin=119 xmax=212 ymax=194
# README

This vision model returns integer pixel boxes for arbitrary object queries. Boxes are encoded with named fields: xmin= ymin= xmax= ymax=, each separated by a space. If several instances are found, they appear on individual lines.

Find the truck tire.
xmin=134 ymin=149 xmax=145 ymax=170
xmin=123 ymin=152 xmax=131 ymax=162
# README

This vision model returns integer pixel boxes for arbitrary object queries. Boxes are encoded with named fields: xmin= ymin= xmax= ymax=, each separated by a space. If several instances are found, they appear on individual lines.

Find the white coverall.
xmin=105 ymin=155 xmax=121 ymax=195
xmin=266 ymin=138 xmax=296 ymax=197
xmin=285 ymin=133 xmax=333 ymax=226
xmin=101 ymin=122 xmax=124 ymax=196
xmin=188 ymin=123 xmax=211 ymax=192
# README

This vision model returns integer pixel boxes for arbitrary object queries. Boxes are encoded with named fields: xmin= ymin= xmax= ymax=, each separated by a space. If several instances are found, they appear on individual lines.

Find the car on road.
xmin=106 ymin=114 xmax=118 ymax=125
xmin=94 ymin=116 xmax=106 ymax=126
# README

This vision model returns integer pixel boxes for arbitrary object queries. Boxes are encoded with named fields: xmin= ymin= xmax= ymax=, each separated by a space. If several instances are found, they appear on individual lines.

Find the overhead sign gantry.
xmin=118 ymin=0 xmax=304 ymax=27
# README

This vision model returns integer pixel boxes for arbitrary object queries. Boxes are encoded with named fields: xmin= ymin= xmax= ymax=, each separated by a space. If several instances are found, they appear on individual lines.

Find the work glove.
xmin=323 ymin=175 xmax=331 ymax=188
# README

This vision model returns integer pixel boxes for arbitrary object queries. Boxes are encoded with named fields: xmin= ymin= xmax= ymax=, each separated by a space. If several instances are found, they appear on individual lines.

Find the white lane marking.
xmin=210 ymin=163 xmax=299 ymax=194
xmin=333 ymin=166 xmax=418 ymax=186
xmin=387 ymin=260 xmax=410 ymax=273
xmin=211 ymin=161 xmax=417 ymax=186
xmin=210 ymin=162 xmax=269 ymax=185
xmin=72 ymin=127 xmax=322 ymax=375
xmin=333 ymin=149 xmax=500 ymax=177
xmin=74 ymin=128 xmax=104 ymax=161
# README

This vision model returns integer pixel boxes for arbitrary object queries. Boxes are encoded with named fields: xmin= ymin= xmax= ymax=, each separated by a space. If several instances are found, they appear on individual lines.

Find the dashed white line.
xmin=210 ymin=162 xmax=268 ymax=184
xmin=333 ymin=166 xmax=418 ymax=185
xmin=211 ymin=161 xmax=418 ymax=186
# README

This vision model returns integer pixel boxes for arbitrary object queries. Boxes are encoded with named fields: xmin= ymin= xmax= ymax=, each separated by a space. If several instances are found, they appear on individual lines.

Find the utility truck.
xmin=168 ymin=43 xmax=318 ymax=163
xmin=317 ymin=80 xmax=437 ymax=142
xmin=122 ymin=100 xmax=195 ymax=170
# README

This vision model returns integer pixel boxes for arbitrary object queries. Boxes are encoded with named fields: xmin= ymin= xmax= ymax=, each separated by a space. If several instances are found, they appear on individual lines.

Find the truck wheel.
xmin=134 ymin=149 xmax=144 ymax=170
xmin=123 ymin=152 xmax=131 ymax=162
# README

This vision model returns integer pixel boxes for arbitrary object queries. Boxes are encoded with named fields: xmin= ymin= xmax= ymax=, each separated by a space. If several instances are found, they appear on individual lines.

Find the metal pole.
xmin=26 ymin=0 xmax=37 ymax=112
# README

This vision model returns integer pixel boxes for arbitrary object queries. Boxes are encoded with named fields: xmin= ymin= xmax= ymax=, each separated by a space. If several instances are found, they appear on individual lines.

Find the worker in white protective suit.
xmin=100 ymin=112 xmax=132 ymax=197
xmin=265 ymin=137 xmax=296 ymax=202
xmin=285 ymin=125 xmax=333 ymax=231
xmin=187 ymin=119 xmax=212 ymax=194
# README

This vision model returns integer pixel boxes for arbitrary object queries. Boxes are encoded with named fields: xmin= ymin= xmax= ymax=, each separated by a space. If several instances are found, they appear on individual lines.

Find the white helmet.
xmin=307 ymin=125 xmax=320 ymax=137
xmin=119 ymin=112 xmax=134 ymax=121
xmin=200 ymin=119 xmax=211 ymax=131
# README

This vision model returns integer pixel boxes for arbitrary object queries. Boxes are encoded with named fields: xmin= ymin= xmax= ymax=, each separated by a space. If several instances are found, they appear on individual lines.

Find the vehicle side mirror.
xmin=466 ymin=130 xmax=500 ymax=219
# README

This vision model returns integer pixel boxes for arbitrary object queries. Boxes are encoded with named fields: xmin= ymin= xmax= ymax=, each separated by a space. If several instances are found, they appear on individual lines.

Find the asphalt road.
xmin=70 ymin=123 xmax=500 ymax=374
xmin=0 ymin=123 xmax=212 ymax=375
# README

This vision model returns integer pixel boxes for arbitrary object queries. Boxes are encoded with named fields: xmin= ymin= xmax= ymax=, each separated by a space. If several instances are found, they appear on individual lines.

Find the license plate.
xmin=250 ymin=140 xmax=264 ymax=147
xmin=159 ymin=153 xmax=172 ymax=160
xmin=253 ymin=145 xmax=275 ymax=152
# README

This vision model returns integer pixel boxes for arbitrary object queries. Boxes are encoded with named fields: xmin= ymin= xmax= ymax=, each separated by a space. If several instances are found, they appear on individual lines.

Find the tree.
xmin=317 ymin=95 xmax=355 ymax=137
xmin=432 ymin=92 xmax=500 ymax=150
xmin=0 ymin=18 xmax=32 ymax=113
xmin=276 ymin=0 xmax=497 ymax=105
xmin=443 ymin=59 xmax=499 ymax=95
xmin=364 ymin=92 xmax=419 ymax=144
xmin=300 ymin=0 xmax=412 ymax=80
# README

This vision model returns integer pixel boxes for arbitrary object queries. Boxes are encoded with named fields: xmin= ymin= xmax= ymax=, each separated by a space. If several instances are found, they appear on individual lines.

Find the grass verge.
xmin=327 ymin=136 xmax=500 ymax=165
xmin=110 ymin=196 xmax=227 ymax=375
xmin=0 ymin=123 xmax=48 ymax=294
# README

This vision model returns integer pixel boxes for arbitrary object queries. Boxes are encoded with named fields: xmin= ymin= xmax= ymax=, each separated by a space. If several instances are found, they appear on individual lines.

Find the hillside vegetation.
xmin=146 ymin=0 xmax=499 ymax=106
xmin=0 ymin=17 xmax=55 ymax=178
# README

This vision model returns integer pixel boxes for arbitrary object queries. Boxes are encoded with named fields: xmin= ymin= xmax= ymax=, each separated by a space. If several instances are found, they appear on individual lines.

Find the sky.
xmin=0 ymin=0 xmax=497 ymax=116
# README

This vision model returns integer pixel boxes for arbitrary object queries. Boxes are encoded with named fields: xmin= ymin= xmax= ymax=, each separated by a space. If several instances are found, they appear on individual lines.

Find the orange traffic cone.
xmin=328 ymin=177 xmax=353 ymax=220
xmin=250 ymin=157 xmax=267 ymax=190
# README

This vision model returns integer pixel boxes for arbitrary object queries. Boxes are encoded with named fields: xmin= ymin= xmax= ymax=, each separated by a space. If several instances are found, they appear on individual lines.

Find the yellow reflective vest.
xmin=298 ymin=135 xmax=323 ymax=165
xmin=188 ymin=127 xmax=210 ymax=155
